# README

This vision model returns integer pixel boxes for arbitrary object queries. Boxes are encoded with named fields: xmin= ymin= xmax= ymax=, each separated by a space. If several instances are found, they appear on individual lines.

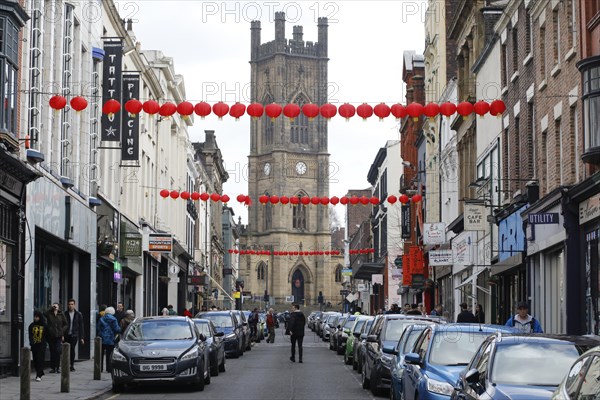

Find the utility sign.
xmin=528 ymin=213 xmax=559 ymax=224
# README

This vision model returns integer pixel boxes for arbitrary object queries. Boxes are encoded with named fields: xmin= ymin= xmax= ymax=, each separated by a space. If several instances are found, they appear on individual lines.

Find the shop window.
xmin=581 ymin=62 xmax=600 ymax=164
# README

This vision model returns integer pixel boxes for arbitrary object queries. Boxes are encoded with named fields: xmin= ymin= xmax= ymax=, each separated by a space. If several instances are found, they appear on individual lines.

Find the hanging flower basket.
xmin=97 ymin=239 xmax=115 ymax=256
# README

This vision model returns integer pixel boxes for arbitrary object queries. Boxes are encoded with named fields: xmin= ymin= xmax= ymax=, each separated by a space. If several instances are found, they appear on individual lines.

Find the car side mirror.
xmin=199 ymin=333 xmax=207 ymax=342
xmin=353 ymin=332 xmax=361 ymax=338
xmin=382 ymin=345 xmax=398 ymax=355
xmin=214 ymin=331 xmax=224 ymax=337
xmin=360 ymin=333 xmax=367 ymax=340
xmin=367 ymin=334 xmax=378 ymax=343
xmin=464 ymin=368 xmax=480 ymax=385
xmin=404 ymin=352 xmax=421 ymax=365
xmin=337 ymin=325 xmax=341 ymax=329
xmin=243 ymin=322 xmax=248 ymax=326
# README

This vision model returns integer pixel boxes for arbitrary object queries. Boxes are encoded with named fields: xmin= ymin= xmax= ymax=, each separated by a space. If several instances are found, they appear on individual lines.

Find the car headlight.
xmin=180 ymin=347 xmax=199 ymax=361
xmin=380 ymin=354 xmax=393 ymax=368
xmin=427 ymin=378 xmax=454 ymax=396
xmin=112 ymin=348 xmax=127 ymax=362
xmin=225 ymin=333 xmax=236 ymax=340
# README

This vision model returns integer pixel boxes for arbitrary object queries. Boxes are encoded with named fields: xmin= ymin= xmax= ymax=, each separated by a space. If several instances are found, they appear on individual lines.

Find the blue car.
xmin=388 ymin=324 xmax=434 ymax=400
xmin=451 ymin=334 xmax=600 ymax=400
xmin=402 ymin=324 xmax=515 ymax=400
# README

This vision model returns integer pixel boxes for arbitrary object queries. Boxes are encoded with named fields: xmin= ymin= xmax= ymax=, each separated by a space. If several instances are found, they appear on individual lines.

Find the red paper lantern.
xmin=194 ymin=102 xmax=212 ymax=119
xmin=338 ymin=103 xmax=356 ymax=121
xmin=212 ymin=102 xmax=229 ymax=120
xmin=374 ymin=103 xmax=391 ymax=121
xmin=259 ymin=195 xmax=269 ymax=204
xmin=247 ymin=103 xmax=264 ymax=119
xmin=411 ymin=194 xmax=422 ymax=203
xmin=320 ymin=103 xmax=337 ymax=119
xmin=399 ymin=194 xmax=410 ymax=204
xmin=229 ymin=102 xmax=246 ymax=120
xmin=473 ymin=100 xmax=490 ymax=117
xmin=265 ymin=103 xmax=282 ymax=120
xmin=340 ymin=196 xmax=349 ymax=205
xmin=102 ymin=99 xmax=121 ymax=116
xmin=125 ymin=99 xmax=143 ymax=116
xmin=387 ymin=195 xmax=397 ymax=204
xmin=439 ymin=102 xmax=456 ymax=117
xmin=310 ymin=196 xmax=320 ymax=205
xmin=200 ymin=193 xmax=210 ymax=201
xmin=391 ymin=103 xmax=407 ymax=120
xmin=349 ymin=196 xmax=360 ymax=205
xmin=160 ymin=189 xmax=170 ymax=198
xmin=177 ymin=101 xmax=194 ymax=117
xmin=280 ymin=196 xmax=290 ymax=205
xmin=191 ymin=192 xmax=201 ymax=200
xmin=236 ymin=194 xmax=246 ymax=203
xmin=269 ymin=195 xmax=280 ymax=204
xmin=290 ymin=196 xmax=300 ymax=205
xmin=228 ymin=249 xmax=234 ymax=254
xmin=234 ymin=249 xmax=239 ymax=254
xmin=180 ymin=191 xmax=190 ymax=200
xmin=283 ymin=103 xmax=301 ymax=120
xmin=489 ymin=99 xmax=507 ymax=116
xmin=49 ymin=95 xmax=67 ymax=110
xmin=423 ymin=102 xmax=440 ymax=119
xmin=330 ymin=196 xmax=339 ymax=205
xmin=360 ymin=196 xmax=370 ymax=205
xmin=320 ymin=196 xmax=330 ymax=205
xmin=370 ymin=196 xmax=380 ymax=205
xmin=143 ymin=100 xmax=160 ymax=115
xmin=70 ymin=96 xmax=88 ymax=112
xmin=170 ymin=190 xmax=180 ymax=199
xmin=301 ymin=196 xmax=310 ymax=205
xmin=221 ymin=194 xmax=230 ymax=203
xmin=159 ymin=102 xmax=177 ymax=117
xmin=357 ymin=103 xmax=374 ymax=120
xmin=456 ymin=101 xmax=474 ymax=119
xmin=406 ymin=102 xmax=423 ymax=121
xmin=302 ymin=103 xmax=320 ymax=120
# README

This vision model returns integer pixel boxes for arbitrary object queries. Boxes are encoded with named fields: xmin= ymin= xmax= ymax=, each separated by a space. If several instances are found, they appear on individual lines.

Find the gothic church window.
xmin=263 ymin=94 xmax=274 ymax=145
xmin=292 ymin=193 xmax=307 ymax=230
xmin=291 ymin=96 xmax=309 ymax=144
xmin=335 ymin=265 xmax=342 ymax=283
xmin=264 ymin=191 xmax=272 ymax=231
xmin=257 ymin=262 xmax=265 ymax=280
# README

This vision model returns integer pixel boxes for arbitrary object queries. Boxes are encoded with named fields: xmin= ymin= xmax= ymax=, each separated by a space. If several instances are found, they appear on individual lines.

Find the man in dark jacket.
xmin=406 ymin=304 xmax=423 ymax=315
xmin=65 ymin=298 xmax=85 ymax=371
xmin=285 ymin=304 xmax=306 ymax=363
xmin=45 ymin=302 xmax=68 ymax=373
xmin=456 ymin=302 xmax=478 ymax=323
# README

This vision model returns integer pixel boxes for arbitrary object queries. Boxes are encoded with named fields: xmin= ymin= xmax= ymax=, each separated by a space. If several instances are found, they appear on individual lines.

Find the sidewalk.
xmin=0 ymin=360 xmax=113 ymax=400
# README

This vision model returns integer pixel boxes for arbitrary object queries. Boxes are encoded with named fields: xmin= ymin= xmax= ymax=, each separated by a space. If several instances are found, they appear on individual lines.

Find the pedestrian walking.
xmin=266 ymin=308 xmax=276 ymax=343
xmin=385 ymin=304 xmax=401 ymax=314
xmin=475 ymin=304 xmax=485 ymax=324
xmin=285 ymin=304 xmax=306 ymax=363
xmin=114 ymin=302 xmax=126 ymax=324
xmin=44 ymin=302 xmax=67 ymax=373
xmin=120 ymin=310 xmax=135 ymax=334
xmin=406 ymin=304 xmax=422 ymax=315
xmin=248 ymin=308 xmax=259 ymax=341
xmin=64 ymin=298 xmax=85 ymax=371
xmin=456 ymin=302 xmax=478 ymax=323
xmin=97 ymin=306 xmax=120 ymax=373
xmin=430 ymin=304 xmax=443 ymax=316
xmin=28 ymin=311 xmax=47 ymax=381
xmin=505 ymin=301 xmax=543 ymax=333
xmin=183 ymin=308 xmax=193 ymax=317
xmin=167 ymin=304 xmax=177 ymax=315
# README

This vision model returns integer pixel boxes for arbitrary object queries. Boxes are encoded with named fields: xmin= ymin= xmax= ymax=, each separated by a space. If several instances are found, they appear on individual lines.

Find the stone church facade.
xmin=240 ymin=12 xmax=343 ymax=307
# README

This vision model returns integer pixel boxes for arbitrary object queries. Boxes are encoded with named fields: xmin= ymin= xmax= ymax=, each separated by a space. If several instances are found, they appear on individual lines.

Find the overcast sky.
xmin=129 ymin=1 xmax=427 ymax=224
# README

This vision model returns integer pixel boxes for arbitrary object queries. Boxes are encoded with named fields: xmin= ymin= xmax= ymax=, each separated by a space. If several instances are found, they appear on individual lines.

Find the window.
xmin=525 ymin=10 xmax=532 ymax=55
xmin=0 ymin=17 xmax=18 ymax=135
xmin=263 ymin=192 xmax=272 ymax=231
xmin=527 ymin=102 xmax=535 ymax=176
xmin=582 ymin=63 xmax=600 ymax=161
xmin=501 ymin=44 xmax=508 ymax=88
xmin=540 ymin=25 xmax=546 ymax=78
xmin=292 ymin=193 xmax=307 ymax=230
xmin=512 ymin=27 xmax=518 ymax=73
xmin=566 ymin=0 xmax=576 ymax=48
xmin=263 ymin=94 xmax=274 ymax=146
xmin=290 ymin=96 xmax=309 ymax=144
xmin=514 ymin=117 xmax=521 ymax=190
xmin=503 ymin=128 xmax=509 ymax=184
xmin=542 ymin=131 xmax=549 ymax=192
xmin=579 ymin=356 xmax=600 ymax=397
xmin=257 ymin=262 xmax=265 ymax=280
xmin=564 ymin=356 xmax=593 ymax=397
xmin=556 ymin=118 xmax=563 ymax=185
xmin=335 ymin=265 xmax=342 ymax=283
xmin=552 ymin=10 xmax=560 ymax=65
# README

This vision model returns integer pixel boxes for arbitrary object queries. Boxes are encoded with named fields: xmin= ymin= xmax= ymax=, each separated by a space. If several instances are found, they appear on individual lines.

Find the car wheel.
xmin=194 ymin=367 xmax=205 ymax=391
xmin=219 ymin=356 xmax=226 ymax=373
xmin=352 ymin=357 xmax=358 ymax=370
xmin=204 ymin=363 xmax=211 ymax=385
xmin=246 ymin=341 xmax=252 ymax=351
xmin=112 ymin=382 xmax=124 ymax=393
xmin=357 ymin=357 xmax=362 ymax=374
xmin=362 ymin=365 xmax=370 ymax=389
xmin=210 ymin=357 xmax=219 ymax=377
xmin=337 ymin=344 xmax=345 ymax=355
xmin=371 ymin=370 xmax=381 ymax=396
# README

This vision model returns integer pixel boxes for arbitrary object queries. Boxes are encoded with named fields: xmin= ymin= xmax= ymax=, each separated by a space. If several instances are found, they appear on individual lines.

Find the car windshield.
xmin=428 ymin=331 xmax=490 ymax=365
xmin=344 ymin=318 xmax=356 ymax=329
xmin=198 ymin=314 xmax=233 ymax=329
xmin=193 ymin=322 xmax=212 ymax=337
xmin=491 ymin=343 xmax=582 ymax=386
xmin=383 ymin=319 xmax=414 ymax=341
xmin=354 ymin=320 xmax=366 ymax=333
xmin=124 ymin=320 xmax=193 ymax=341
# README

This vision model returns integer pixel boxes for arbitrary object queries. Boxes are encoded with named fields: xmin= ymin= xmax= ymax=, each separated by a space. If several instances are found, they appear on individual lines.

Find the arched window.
xmin=264 ymin=191 xmax=272 ymax=231
xmin=263 ymin=94 xmax=274 ymax=145
xmin=292 ymin=192 xmax=307 ymax=230
xmin=257 ymin=262 xmax=266 ymax=280
xmin=335 ymin=265 xmax=343 ymax=283
xmin=290 ymin=95 xmax=309 ymax=144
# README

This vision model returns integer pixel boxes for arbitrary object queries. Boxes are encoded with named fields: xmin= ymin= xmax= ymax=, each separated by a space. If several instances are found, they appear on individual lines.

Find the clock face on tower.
xmin=263 ymin=162 xmax=271 ymax=176
xmin=295 ymin=161 xmax=307 ymax=175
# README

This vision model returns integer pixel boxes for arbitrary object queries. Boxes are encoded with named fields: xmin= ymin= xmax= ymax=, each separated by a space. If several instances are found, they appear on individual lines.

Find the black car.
xmin=330 ymin=315 xmax=348 ymax=350
xmin=192 ymin=319 xmax=226 ymax=376
xmin=110 ymin=316 xmax=210 ymax=393
xmin=362 ymin=315 xmax=442 ymax=396
xmin=355 ymin=316 xmax=376 ymax=373
xmin=196 ymin=311 xmax=243 ymax=358
xmin=452 ymin=334 xmax=600 ymax=400
xmin=232 ymin=310 xmax=251 ymax=351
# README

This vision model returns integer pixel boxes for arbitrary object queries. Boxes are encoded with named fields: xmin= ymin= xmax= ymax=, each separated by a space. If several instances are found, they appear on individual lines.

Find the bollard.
xmin=94 ymin=337 xmax=102 ymax=380
xmin=20 ymin=347 xmax=31 ymax=400
xmin=60 ymin=342 xmax=70 ymax=393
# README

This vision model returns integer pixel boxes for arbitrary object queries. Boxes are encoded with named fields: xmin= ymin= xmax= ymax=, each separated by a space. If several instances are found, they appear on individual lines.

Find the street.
xmin=100 ymin=327 xmax=374 ymax=400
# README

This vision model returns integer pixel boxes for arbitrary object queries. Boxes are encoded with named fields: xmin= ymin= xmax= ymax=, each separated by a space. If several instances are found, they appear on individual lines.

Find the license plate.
xmin=140 ymin=364 xmax=167 ymax=372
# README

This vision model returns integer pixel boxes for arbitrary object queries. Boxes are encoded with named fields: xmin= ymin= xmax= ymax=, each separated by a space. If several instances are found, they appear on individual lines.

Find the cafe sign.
xmin=121 ymin=232 xmax=142 ymax=257
xmin=423 ymin=222 xmax=446 ymax=245
xmin=579 ymin=195 xmax=600 ymax=225
xmin=465 ymin=203 xmax=486 ymax=231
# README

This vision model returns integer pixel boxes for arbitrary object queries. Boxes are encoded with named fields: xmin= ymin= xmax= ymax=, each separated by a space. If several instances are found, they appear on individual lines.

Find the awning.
xmin=353 ymin=262 xmax=384 ymax=280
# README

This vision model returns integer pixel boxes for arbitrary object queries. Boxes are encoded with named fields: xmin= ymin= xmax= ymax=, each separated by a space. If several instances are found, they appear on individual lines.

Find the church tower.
xmin=241 ymin=13 xmax=337 ymax=306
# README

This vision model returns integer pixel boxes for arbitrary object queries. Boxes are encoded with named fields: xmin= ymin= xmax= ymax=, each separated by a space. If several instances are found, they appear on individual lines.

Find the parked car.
xmin=196 ymin=311 xmax=243 ymax=358
xmin=552 ymin=344 xmax=600 ymax=400
xmin=316 ymin=311 xmax=336 ymax=337
xmin=355 ymin=316 xmax=377 ymax=373
xmin=402 ymin=324 xmax=515 ymax=400
xmin=192 ymin=318 xmax=226 ymax=377
xmin=344 ymin=316 xmax=370 ymax=366
xmin=322 ymin=313 xmax=341 ymax=342
xmin=362 ymin=315 xmax=444 ymax=396
xmin=110 ymin=316 xmax=210 ymax=393
xmin=232 ymin=310 xmax=251 ymax=351
xmin=452 ymin=334 xmax=600 ymax=400
xmin=336 ymin=315 xmax=357 ymax=355
xmin=330 ymin=314 xmax=349 ymax=350
xmin=389 ymin=324 xmax=437 ymax=400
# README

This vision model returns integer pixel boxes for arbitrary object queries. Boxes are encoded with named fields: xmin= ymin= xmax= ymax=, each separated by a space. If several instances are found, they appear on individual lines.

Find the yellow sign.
xmin=233 ymin=291 xmax=241 ymax=299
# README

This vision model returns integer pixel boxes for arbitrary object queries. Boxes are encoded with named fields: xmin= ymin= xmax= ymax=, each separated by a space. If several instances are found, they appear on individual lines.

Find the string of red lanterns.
xmin=159 ymin=189 xmax=231 ymax=203
xmin=47 ymin=96 xmax=507 ymax=120
xmin=226 ymin=248 xmax=366 ymax=256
